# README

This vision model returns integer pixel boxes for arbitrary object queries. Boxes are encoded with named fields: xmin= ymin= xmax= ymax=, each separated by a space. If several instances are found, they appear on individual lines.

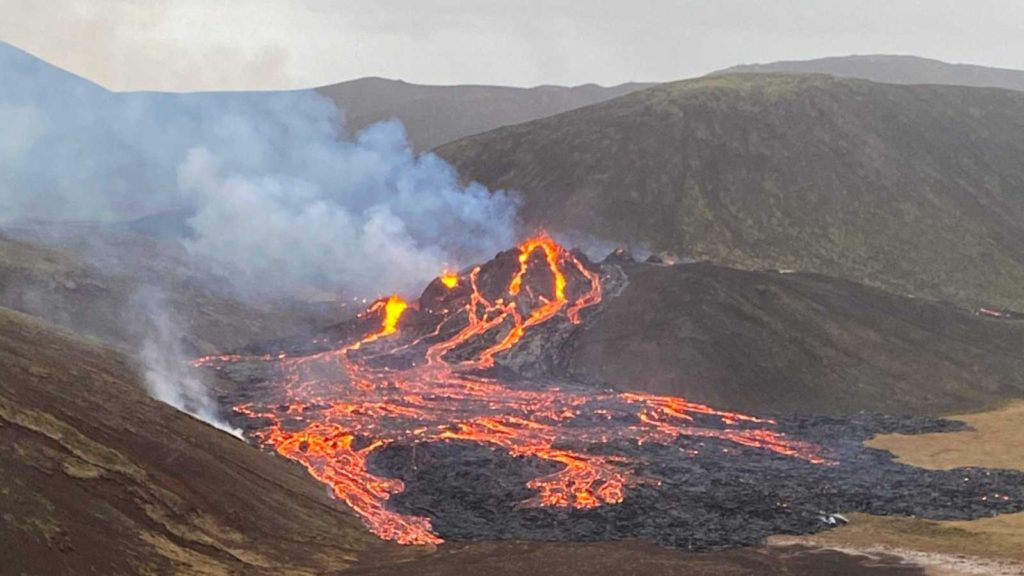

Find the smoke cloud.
xmin=0 ymin=42 xmax=520 ymax=297
xmin=0 ymin=42 xmax=522 ymax=433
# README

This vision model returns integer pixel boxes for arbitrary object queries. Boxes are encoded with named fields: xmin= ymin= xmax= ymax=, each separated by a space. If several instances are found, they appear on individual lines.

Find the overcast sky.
xmin=2 ymin=0 xmax=1024 ymax=91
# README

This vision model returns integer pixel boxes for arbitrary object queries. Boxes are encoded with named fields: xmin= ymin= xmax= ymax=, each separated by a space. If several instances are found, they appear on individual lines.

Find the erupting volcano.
xmin=197 ymin=237 xmax=827 ymax=544
xmin=196 ymin=236 xmax=1024 ymax=549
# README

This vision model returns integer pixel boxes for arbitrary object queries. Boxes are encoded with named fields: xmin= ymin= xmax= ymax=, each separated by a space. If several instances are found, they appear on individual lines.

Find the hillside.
xmin=0 ymin=231 xmax=341 ymax=354
xmin=0 ymin=306 xmax=399 ymax=575
xmin=438 ymin=74 xmax=1024 ymax=311
xmin=717 ymin=54 xmax=1024 ymax=91
xmin=563 ymin=260 xmax=1024 ymax=415
xmin=317 ymin=77 xmax=652 ymax=149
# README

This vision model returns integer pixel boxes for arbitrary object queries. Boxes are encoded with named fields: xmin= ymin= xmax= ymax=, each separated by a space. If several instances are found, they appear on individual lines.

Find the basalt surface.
xmin=369 ymin=414 xmax=1024 ymax=550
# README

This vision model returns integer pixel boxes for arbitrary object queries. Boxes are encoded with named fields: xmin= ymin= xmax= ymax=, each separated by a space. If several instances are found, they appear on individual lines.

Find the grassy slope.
xmin=563 ymin=261 xmax=1024 ymax=415
xmin=438 ymin=74 xmax=1024 ymax=311
xmin=868 ymin=401 xmax=1024 ymax=470
xmin=0 ymin=306 xmax=404 ymax=575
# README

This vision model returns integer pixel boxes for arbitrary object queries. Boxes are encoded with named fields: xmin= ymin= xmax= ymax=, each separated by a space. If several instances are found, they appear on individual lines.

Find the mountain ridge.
xmin=715 ymin=54 xmax=1024 ymax=91
xmin=437 ymin=73 xmax=1024 ymax=311
xmin=0 ymin=41 xmax=652 ymax=152
xmin=316 ymin=76 xmax=653 ymax=149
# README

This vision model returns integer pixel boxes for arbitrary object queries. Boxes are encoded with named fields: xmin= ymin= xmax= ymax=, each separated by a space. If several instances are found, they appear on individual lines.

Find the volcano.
xmin=196 ymin=237 xmax=1024 ymax=549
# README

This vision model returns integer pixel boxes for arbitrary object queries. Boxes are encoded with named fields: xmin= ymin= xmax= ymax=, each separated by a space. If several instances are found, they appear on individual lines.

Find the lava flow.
xmin=197 ymin=235 xmax=831 ymax=545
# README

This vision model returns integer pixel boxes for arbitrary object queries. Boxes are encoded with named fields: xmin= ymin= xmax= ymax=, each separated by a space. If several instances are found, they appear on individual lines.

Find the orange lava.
xmin=440 ymin=270 xmax=459 ymax=289
xmin=344 ymin=294 xmax=407 ymax=352
xmin=203 ymin=235 xmax=831 ymax=546
xmin=379 ymin=295 xmax=407 ymax=335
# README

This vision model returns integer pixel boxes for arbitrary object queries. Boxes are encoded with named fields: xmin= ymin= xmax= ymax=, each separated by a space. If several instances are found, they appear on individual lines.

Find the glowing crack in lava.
xmin=197 ymin=236 xmax=831 ymax=545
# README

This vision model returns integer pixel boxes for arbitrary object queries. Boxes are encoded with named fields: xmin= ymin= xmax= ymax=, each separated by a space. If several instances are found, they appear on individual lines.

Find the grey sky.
xmin=2 ymin=0 xmax=1024 ymax=91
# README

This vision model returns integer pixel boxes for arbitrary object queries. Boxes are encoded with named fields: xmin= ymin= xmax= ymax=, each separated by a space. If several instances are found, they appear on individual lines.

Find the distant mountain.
xmin=716 ymin=54 xmax=1024 ymax=91
xmin=316 ymin=77 xmax=653 ymax=150
xmin=438 ymin=74 xmax=1024 ymax=311
xmin=0 ymin=41 xmax=106 ymax=94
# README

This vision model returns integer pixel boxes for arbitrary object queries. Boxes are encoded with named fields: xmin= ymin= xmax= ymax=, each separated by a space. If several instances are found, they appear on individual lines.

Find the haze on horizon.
xmin=2 ymin=0 xmax=1024 ymax=92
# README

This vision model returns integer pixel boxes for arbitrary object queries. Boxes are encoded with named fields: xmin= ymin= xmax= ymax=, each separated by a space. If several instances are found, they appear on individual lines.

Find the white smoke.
xmin=132 ymin=288 xmax=242 ymax=437
xmin=0 ymin=42 xmax=520 ymax=296
xmin=0 ymin=42 xmax=522 ymax=432
xmin=176 ymin=120 xmax=519 ymax=295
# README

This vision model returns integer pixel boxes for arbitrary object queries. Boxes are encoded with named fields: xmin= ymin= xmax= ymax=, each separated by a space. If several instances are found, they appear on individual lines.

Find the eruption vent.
xmin=440 ymin=271 xmax=460 ymax=289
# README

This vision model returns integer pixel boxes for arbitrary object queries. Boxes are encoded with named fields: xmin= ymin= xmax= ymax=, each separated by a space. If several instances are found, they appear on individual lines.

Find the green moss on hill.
xmin=439 ymin=74 xmax=1024 ymax=310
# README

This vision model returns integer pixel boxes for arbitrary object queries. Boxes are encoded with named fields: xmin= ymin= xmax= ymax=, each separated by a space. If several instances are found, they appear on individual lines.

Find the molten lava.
xmin=343 ymin=294 xmax=407 ymax=352
xmin=440 ymin=270 xmax=459 ymax=289
xmin=197 ymin=235 xmax=830 ymax=546
xmin=379 ymin=295 xmax=407 ymax=336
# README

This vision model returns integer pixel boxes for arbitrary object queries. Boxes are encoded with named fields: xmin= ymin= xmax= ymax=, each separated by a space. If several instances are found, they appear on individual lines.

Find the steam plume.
xmin=0 ymin=42 xmax=520 ymax=297
xmin=0 ymin=42 xmax=521 ymax=433
xmin=132 ymin=288 xmax=241 ymax=437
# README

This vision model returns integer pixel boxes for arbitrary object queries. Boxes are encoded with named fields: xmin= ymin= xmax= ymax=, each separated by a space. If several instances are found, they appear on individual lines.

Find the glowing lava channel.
xmin=202 ymin=236 xmax=831 ymax=546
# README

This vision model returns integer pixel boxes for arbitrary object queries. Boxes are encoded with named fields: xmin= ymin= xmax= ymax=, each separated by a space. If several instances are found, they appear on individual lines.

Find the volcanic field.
xmin=195 ymin=237 xmax=1024 ymax=550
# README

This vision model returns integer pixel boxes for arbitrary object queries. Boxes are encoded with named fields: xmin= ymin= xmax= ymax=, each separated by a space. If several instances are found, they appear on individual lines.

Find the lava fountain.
xmin=195 ymin=236 xmax=830 ymax=545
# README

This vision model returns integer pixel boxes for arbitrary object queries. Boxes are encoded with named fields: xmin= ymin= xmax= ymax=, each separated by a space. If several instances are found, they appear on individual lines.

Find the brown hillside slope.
xmin=0 ymin=232 xmax=335 ymax=354
xmin=0 ymin=306 xmax=400 ymax=575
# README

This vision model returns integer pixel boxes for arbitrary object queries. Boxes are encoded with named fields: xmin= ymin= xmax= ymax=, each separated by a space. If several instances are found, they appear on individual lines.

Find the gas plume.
xmin=0 ymin=42 xmax=520 ymax=297
xmin=131 ymin=287 xmax=241 ymax=437
xmin=0 ymin=41 xmax=520 ymax=432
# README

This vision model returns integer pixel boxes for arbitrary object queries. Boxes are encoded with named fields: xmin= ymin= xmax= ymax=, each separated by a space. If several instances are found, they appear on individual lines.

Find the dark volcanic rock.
xmin=205 ymin=244 xmax=1024 ymax=552
xmin=370 ymin=415 xmax=1024 ymax=550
